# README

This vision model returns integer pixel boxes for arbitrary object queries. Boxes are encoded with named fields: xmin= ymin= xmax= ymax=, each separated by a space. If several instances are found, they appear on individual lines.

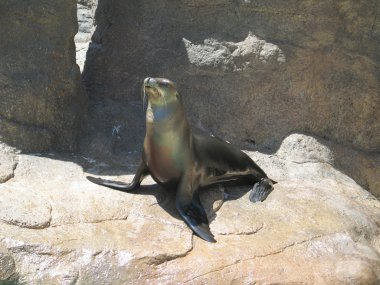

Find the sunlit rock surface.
xmin=1 ymin=134 xmax=379 ymax=284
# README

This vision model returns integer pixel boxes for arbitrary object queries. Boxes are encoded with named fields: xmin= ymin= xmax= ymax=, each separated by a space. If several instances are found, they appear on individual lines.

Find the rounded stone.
xmin=0 ymin=247 xmax=16 ymax=280
xmin=0 ymin=186 xmax=51 ymax=229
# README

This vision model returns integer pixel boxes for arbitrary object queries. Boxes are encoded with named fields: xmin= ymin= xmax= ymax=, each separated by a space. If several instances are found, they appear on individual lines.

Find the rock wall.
xmin=83 ymin=0 xmax=380 ymax=152
xmin=0 ymin=0 xmax=86 ymax=152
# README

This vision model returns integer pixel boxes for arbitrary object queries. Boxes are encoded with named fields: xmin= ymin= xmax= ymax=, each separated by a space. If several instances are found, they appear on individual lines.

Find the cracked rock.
xmin=0 ymin=186 xmax=51 ymax=229
xmin=0 ymin=134 xmax=379 ymax=284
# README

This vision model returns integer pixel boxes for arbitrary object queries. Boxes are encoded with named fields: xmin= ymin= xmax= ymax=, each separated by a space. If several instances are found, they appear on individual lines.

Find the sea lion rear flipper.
xmin=86 ymin=161 xmax=149 ymax=192
xmin=176 ymin=175 xmax=216 ymax=243
xmin=249 ymin=178 xmax=274 ymax=203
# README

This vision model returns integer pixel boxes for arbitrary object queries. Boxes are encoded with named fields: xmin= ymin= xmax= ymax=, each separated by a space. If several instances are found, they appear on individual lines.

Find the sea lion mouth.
xmin=144 ymin=85 xmax=160 ymax=98
xmin=144 ymin=78 xmax=159 ymax=95
xmin=143 ymin=77 xmax=173 ymax=111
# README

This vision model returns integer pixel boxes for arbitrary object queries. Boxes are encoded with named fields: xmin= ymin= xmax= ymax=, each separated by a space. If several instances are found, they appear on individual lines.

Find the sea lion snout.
xmin=144 ymin=77 xmax=156 ymax=86
xmin=143 ymin=77 xmax=160 ymax=100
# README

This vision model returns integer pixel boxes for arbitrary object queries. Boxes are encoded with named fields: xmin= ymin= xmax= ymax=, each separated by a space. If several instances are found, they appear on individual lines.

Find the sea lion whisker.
xmin=142 ymin=86 xmax=147 ymax=111
xmin=162 ymin=92 xmax=168 ymax=112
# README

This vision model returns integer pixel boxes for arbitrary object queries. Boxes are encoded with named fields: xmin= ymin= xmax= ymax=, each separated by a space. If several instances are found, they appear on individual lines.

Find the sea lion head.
xmin=143 ymin=77 xmax=180 ymax=106
xmin=143 ymin=77 xmax=182 ymax=122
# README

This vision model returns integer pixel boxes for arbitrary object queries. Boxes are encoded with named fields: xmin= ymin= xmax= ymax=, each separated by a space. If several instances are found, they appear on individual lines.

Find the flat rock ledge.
xmin=0 ymin=134 xmax=379 ymax=284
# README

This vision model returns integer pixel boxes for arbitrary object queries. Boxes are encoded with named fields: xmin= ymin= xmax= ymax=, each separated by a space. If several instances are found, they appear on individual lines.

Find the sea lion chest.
xmin=143 ymin=118 xmax=190 ymax=186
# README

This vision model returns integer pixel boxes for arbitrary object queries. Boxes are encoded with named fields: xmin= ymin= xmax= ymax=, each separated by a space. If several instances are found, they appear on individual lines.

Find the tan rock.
xmin=0 ymin=186 xmax=51 ymax=229
xmin=273 ymin=133 xmax=380 ymax=198
xmin=0 ymin=139 xmax=379 ymax=284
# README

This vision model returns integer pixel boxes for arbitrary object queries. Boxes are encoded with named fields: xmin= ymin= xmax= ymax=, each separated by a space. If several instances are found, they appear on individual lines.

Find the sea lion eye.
xmin=161 ymin=81 xmax=171 ymax=88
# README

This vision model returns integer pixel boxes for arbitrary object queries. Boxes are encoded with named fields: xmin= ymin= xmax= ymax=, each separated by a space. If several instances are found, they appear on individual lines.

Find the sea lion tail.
xmin=86 ymin=176 xmax=136 ymax=192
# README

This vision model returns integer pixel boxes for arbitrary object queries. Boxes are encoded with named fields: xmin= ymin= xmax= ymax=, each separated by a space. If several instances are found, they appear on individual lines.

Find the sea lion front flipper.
xmin=249 ymin=178 xmax=274 ymax=202
xmin=86 ymin=161 xmax=149 ymax=192
xmin=176 ymin=201 xmax=216 ymax=243
xmin=175 ymin=174 xmax=216 ymax=243
xmin=191 ymin=191 xmax=209 ymax=225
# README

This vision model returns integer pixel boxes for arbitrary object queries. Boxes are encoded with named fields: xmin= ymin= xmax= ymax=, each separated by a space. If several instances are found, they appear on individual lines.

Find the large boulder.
xmin=0 ymin=134 xmax=379 ymax=284
xmin=82 ymin=0 xmax=380 ymax=152
xmin=0 ymin=0 xmax=86 ymax=152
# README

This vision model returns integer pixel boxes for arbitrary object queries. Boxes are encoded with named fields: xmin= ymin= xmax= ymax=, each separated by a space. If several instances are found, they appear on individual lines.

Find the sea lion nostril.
xmin=144 ymin=77 xmax=151 ymax=84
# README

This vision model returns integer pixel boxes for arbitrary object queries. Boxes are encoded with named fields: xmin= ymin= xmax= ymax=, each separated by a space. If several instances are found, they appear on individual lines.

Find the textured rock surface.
xmin=0 ymin=245 xmax=16 ymax=281
xmin=276 ymin=134 xmax=380 ymax=198
xmin=0 ymin=0 xmax=86 ymax=152
xmin=75 ymin=0 xmax=98 ymax=72
xmin=82 ymin=0 xmax=380 ymax=153
xmin=1 ymin=0 xmax=379 ymax=283
xmin=0 ymin=143 xmax=18 ymax=184
xmin=1 ymin=134 xmax=379 ymax=284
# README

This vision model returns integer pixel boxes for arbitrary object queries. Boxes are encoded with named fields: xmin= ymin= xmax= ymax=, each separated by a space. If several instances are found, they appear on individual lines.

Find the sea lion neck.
xmin=146 ymin=100 xmax=183 ymax=123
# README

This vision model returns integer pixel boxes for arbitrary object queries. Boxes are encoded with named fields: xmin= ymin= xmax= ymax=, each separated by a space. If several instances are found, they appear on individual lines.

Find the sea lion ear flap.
xmin=176 ymin=92 xmax=181 ymax=99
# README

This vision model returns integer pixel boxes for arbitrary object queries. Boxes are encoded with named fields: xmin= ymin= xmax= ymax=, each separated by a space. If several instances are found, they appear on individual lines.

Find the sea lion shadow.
xmin=202 ymin=185 xmax=253 ymax=219
xmin=112 ymin=183 xmax=252 ymax=223
xmin=223 ymin=185 xmax=253 ymax=201
xmin=85 ymin=165 xmax=139 ymax=177
xmin=109 ymin=184 xmax=181 ymax=220
xmin=133 ymin=183 xmax=252 ymax=223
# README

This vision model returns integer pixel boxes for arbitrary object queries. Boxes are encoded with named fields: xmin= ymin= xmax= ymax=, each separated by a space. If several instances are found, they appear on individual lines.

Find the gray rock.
xmin=276 ymin=133 xmax=334 ymax=164
xmin=0 ymin=0 xmax=86 ymax=152
xmin=183 ymin=32 xmax=285 ymax=73
xmin=0 ymin=245 xmax=16 ymax=281
xmin=82 ymin=0 xmax=380 ymax=153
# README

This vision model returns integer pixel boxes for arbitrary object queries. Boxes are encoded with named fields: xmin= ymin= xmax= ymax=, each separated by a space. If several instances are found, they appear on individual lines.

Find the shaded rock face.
xmin=0 ymin=0 xmax=86 ymax=152
xmin=0 ymin=133 xmax=379 ymax=284
xmin=83 ymin=0 xmax=380 ymax=152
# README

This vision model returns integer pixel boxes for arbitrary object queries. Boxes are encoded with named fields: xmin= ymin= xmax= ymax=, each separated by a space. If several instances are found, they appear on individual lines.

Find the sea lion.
xmin=87 ymin=77 xmax=276 ymax=242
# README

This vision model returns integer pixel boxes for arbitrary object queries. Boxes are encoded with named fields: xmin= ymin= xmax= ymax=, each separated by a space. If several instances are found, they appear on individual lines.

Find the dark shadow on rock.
xmin=0 ymin=281 xmax=19 ymax=285
xmin=106 ymin=184 xmax=182 ymax=221
xmin=83 ymin=170 xmax=251 ymax=224
xmin=83 ymin=159 xmax=255 ymax=224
